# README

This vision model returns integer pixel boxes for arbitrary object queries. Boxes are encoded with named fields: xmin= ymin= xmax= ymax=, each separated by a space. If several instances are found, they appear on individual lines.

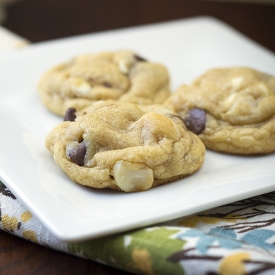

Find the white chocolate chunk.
xmin=225 ymin=95 xmax=256 ymax=117
xmin=113 ymin=161 xmax=154 ymax=192
xmin=224 ymin=92 xmax=237 ymax=107
xmin=69 ymin=78 xmax=90 ymax=94
xmin=230 ymin=77 xmax=243 ymax=90
xmin=257 ymin=83 xmax=268 ymax=96
xmin=240 ymin=135 xmax=254 ymax=147
xmin=118 ymin=60 xmax=131 ymax=74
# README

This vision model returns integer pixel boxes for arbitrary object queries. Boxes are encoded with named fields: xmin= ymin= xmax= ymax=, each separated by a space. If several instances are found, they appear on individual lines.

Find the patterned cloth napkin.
xmin=1 ymin=26 xmax=275 ymax=275
xmin=2 ymin=179 xmax=275 ymax=275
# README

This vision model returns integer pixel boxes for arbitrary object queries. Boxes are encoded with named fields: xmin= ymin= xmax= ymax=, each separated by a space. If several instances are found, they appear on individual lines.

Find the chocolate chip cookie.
xmin=37 ymin=50 xmax=171 ymax=116
xmin=45 ymin=102 xmax=205 ymax=192
xmin=165 ymin=67 xmax=275 ymax=154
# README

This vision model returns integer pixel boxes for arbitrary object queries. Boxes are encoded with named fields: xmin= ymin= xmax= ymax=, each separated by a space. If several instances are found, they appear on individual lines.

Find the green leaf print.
xmin=68 ymin=226 xmax=185 ymax=275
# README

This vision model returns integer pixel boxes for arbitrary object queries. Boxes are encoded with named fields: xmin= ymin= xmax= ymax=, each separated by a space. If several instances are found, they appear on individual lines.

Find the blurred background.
xmin=0 ymin=0 xmax=275 ymax=52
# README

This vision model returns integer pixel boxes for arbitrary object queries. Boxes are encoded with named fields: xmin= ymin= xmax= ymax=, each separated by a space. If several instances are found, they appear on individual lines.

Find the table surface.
xmin=1 ymin=0 xmax=275 ymax=274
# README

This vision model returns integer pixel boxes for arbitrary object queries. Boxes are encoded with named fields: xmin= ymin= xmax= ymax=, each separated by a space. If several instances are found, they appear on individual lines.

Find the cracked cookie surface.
xmin=165 ymin=67 xmax=275 ymax=154
xmin=37 ymin=50 xmax=171 ymax=116
xmin=45 ymin=101 xmax=205 ymax=192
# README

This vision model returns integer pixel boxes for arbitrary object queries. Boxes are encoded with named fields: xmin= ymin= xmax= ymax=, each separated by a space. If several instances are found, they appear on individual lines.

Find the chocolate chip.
xmin=134 ymin=54 xmax=147 ymax=62
xmin=68 ymin=141 xmax=87 ymax=166
xmin=103 ymin=81 xmax=112 ymax=88
xmin=64 ymin=108 xmax=76 ymax=122
xmin=184 ymin=108 xmax=206 ymax=135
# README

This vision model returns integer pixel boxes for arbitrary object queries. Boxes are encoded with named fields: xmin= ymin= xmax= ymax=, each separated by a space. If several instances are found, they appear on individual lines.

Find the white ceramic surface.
xmin=0 ymin=16 xmax=275 ymax=241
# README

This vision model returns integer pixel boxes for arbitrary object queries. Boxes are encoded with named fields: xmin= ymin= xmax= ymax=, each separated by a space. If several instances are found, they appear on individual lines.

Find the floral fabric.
xmin=1 ymin=180 xmax=275 ymax=275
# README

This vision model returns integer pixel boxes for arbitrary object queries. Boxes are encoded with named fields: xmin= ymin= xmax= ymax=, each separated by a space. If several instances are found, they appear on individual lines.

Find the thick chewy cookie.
xmin=45 ymin=102 xmax=205 ymax=192
xmin=37 ymin=50 xmax=171 ymax=116
xmin=165 ymin=67 xmax=275 ymax=154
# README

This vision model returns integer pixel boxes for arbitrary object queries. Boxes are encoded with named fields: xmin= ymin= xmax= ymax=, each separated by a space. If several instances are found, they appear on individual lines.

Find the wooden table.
xmin=1 ymin=1 xmax=275 ymax=274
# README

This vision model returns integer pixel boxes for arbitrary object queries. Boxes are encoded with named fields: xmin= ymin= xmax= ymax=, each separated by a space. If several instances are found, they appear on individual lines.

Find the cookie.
xmin=46 ymin=102 xmax=205 ymax=192
xmin=37 ymin=50 xmax=171 ymax=116
xmin=165 ymin=67 xmax=275 ymax=154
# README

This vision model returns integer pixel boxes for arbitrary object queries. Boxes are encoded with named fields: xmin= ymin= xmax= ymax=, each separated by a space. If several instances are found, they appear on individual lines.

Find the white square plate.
xmin=1 ymin=16 xmax=275 ymax=241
